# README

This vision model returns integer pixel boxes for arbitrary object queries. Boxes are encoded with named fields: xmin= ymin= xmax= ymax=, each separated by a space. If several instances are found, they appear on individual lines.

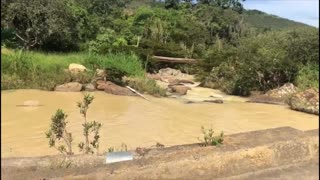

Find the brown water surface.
xmin=1 ymin=89 xmax=318 ymax=157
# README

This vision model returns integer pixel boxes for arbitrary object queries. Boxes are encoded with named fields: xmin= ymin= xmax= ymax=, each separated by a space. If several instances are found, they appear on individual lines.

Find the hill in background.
xmin=243 ymin=9 xmax=315 ymax=30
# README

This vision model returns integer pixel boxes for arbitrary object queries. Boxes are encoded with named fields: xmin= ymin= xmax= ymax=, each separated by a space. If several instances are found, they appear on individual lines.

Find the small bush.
xmin=106 ymin=143 xmax=128 ymax=153
xmin=77 ymin=94 xmax=102 ymax=155
xmin=295 ymin=63 xmax=319 ymax=90
xmin=46 ymin=109 xmax=73 ymax=155
xmin=198 ymin=126 xmax=224 ymax=146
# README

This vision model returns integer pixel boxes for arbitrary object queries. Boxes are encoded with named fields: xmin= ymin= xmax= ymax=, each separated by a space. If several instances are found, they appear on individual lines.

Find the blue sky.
xmin=243 ymin=0 xmax=319 ymax=27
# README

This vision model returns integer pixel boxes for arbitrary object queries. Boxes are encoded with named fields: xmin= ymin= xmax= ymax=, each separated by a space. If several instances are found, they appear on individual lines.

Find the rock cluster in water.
xmin=249 ymin=83 xmax=319 ymax=115
xmin=248 ymin=83 xmax=297 ymax=105
xmin=147 ymin=68 xmax=195 ymax=96
xmin=289 ymin=88 xmax=319 ymax=115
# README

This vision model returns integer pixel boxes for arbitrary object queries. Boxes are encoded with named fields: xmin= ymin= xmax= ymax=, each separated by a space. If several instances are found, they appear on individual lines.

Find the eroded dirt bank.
xmin=1 ymin=127 xmax=318 ymax=179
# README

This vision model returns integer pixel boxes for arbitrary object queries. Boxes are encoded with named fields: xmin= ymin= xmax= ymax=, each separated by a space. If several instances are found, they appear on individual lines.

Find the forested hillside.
xmin=1 ymin=0 xmax=318 ymax=96
xmin=243 ymin=9 xmax=313 ymax=31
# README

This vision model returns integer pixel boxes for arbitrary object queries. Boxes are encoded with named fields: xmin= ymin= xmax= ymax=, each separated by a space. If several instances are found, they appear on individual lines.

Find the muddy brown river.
xmin=1 ymin=89 xmax=318 ymax=157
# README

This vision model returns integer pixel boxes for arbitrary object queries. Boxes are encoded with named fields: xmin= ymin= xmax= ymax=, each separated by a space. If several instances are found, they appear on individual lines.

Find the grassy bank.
xmin=1 ymin=48 xmax=165 ymax=96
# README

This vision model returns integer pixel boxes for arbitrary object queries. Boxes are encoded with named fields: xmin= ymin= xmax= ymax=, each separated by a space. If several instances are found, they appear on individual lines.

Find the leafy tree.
xmin=165 ymin=0 xmax=180 ymax=9
xmin=198 ymin=126 xmax=224 ymax=146
xmin=4 ymin=0 xmax=76 ymax=50
xmin=198 ymin=0 xmax=245 ymax=13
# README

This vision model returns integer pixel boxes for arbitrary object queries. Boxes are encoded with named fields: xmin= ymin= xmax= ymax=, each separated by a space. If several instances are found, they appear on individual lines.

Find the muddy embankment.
xmin=1 ymin=127 xmax=318 ymax=179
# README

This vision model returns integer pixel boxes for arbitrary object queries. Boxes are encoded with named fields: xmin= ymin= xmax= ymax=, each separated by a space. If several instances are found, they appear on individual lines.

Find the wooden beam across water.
xmin=152 ymin=56 xmax=199 ymax=64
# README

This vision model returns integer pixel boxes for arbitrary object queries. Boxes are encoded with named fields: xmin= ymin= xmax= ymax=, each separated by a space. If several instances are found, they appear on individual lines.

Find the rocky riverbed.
xmin=53 ymin=64 xmax=319 ymax=115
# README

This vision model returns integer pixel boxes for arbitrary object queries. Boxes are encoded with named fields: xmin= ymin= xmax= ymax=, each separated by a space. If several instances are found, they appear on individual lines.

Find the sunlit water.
xmin=1 ymin=89 xmax=318 ymax=157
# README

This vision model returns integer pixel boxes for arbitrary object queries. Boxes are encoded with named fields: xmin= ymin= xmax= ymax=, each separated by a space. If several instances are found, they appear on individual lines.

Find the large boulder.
xmin=159 ymin=68 xmax=182 ymax=77
xmin=55 ymin=82 xmax=83 ymax=92
xmin=95 ymin=80 xmax=136 ymax=96
xmin=169 ymin=85 xmax=191 ymax=95
xmin=248 ymin=83 xmax=297 ymax=105
xmin=289 ymin=88 xmax=319 ymax=115
xmin=265 ymin=83 xmax=297 ymax=99
xmin=69 ymin=63 xmax=87 ymax=74
xmin=96 ymin=80 xmax=109 ymax=90
xmin=168 ymin=79 xmax=181 ymax=86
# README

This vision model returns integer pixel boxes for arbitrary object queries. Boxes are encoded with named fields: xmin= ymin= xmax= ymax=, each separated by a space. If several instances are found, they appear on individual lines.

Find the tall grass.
xmin=1 ymin=48 xmax=165 ymax=96
xmin=83 ymin=53 xmax=145 ymax=77
xmin=1 ymin=49 xmax=146 ymax=90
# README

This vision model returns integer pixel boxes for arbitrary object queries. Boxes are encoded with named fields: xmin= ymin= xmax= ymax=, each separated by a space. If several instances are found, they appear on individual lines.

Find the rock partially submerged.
xmin=203 ymin=99 xmax=223 ymax=104
xmin=265 ymin=83 xmax=297 ymax=99
xmin=168 ymin=79 xmax=195 ymax=86
xmin=248 ymin=83 xmax=297 ymax=105
xmin=148 ymin=68 xmax=197 ymax=96
xmin=84 ymin=83 xmax=95 ymax=91
xmin=55 ymin=82 xmax=83 ymax=92
xmin=16 ymin=100 xmax=42 ymax=107
xmin=169 ymin=85 xmax=191 ymax=95
xmin=289 ymin=88 xmax=319 ymax=115
xmin=95 ymin=80 xmax=136 ymax=96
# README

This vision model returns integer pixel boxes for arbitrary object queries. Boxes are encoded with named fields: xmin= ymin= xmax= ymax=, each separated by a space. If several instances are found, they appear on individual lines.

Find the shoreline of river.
xmin=2 ymin=89 xmax=319 ymax=158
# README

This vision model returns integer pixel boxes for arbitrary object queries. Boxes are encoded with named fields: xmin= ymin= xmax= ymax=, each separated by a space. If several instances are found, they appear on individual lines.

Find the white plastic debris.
xmin=106 ymin=151 xmax=133 ymax=164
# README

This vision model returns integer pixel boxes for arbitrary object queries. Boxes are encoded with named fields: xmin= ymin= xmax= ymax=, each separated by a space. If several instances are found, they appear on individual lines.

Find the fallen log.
xmin=126 ymin=86 xmax=149 ymax=100
xmin=152 ymin=56 xmax=198 ymax=64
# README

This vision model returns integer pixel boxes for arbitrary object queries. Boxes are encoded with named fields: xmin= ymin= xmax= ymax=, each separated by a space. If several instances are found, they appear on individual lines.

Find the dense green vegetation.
xmin=1 ymin=0 xmax=318 ymax=96
xmin=197 ymin=28 xmax=319 ymax=95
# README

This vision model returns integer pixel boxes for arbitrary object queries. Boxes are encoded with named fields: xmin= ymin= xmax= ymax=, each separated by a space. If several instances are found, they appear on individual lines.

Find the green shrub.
xmin=46 ymin=109 xmax=73 ymax=155
xmin=295 ymin=63 xmax=319 ymax=90
xmin=196 ymin=28 xmax=318 ymax=96
xmin=77 ymin=94 xmax=102 ymax=155
xmin=198 ymin=126 xmax=224 ymax=146
xmin=106 ymin=143 xmax=128 ymax=153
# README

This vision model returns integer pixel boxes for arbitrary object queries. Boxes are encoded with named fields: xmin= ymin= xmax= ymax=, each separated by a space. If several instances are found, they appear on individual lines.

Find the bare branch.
xmin=15 ymin=33 xmax=27 ymax=43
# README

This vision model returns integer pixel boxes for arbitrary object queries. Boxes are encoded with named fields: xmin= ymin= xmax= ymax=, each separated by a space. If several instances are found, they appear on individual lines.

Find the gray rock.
xmin=203 ymin=99 xmax=224 ymax=104
xmin=84 ymin=83 xmax=95 ymax=91
xmin=289 ymin=88 xmax=319 ymax=115
xmin=95 ymin=80 xmax=136 ymax=96
xmin=169 ymin=85 xmax=191 ymax=95
xmin=55 ymin=82 xmax=83 ymax=92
